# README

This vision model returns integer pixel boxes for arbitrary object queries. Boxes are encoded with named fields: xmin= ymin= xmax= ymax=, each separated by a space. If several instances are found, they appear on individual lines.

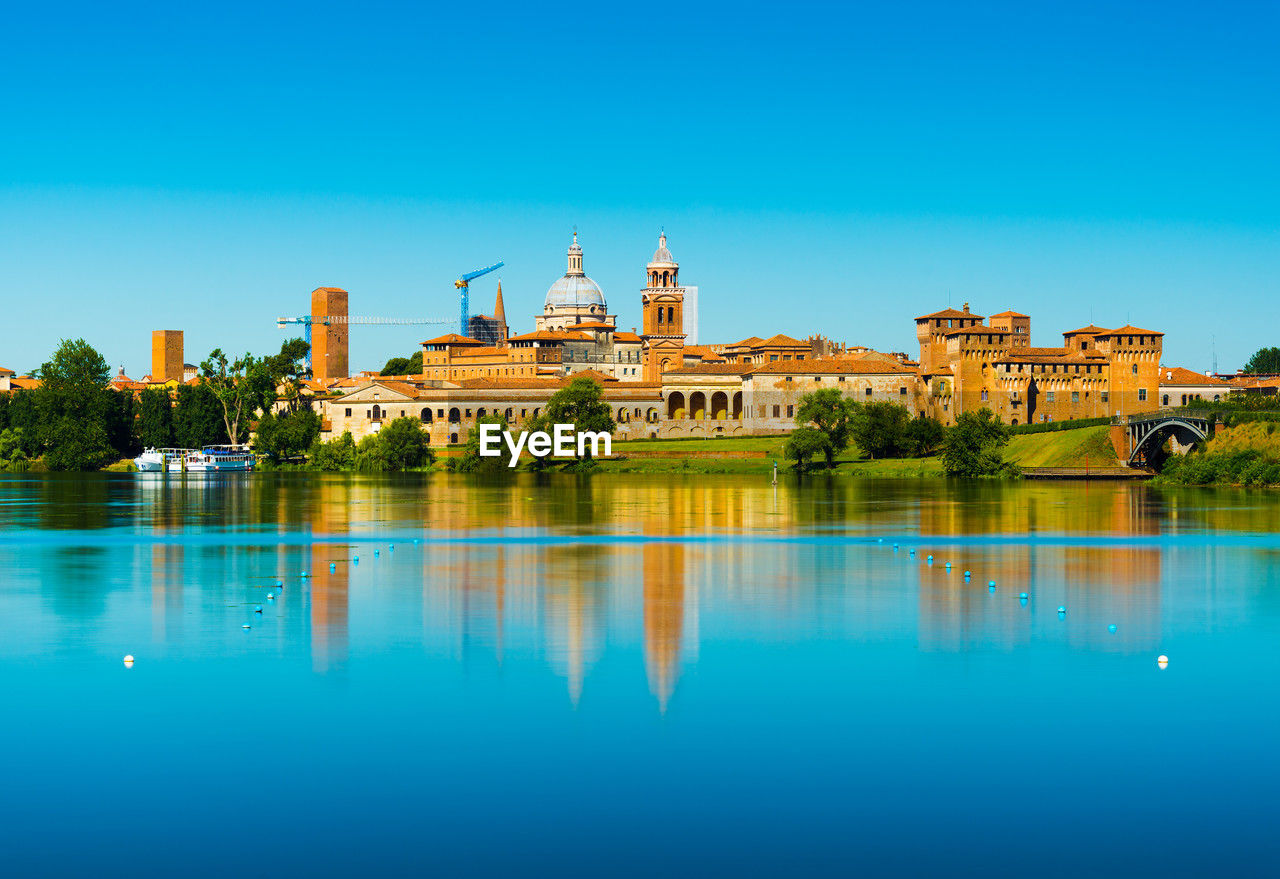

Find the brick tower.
xmin=151 ymin=330 xmax=184 ymax=383
xmin=310 ymin=287 xmax=349 ymax=383
xmin=641 ymin=232 xmax=686 ymax=381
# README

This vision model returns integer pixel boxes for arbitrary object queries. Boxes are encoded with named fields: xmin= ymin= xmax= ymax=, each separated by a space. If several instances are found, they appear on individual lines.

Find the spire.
xmin=567 ymin=229 xmax=584 ymax=276
xmin=493 ymin=280 xmax=506 ymax=324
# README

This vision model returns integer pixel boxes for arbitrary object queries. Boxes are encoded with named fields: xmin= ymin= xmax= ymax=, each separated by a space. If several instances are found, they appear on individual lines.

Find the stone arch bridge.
xmin=1116 ymin=410 xmax=1213 ymax=467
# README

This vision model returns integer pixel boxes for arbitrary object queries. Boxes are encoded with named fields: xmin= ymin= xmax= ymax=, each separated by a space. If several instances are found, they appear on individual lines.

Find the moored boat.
xmin=134 ymin=448 xmax=195 ymax=472
xmin=184 ymin=445 xmax=256 ymax=472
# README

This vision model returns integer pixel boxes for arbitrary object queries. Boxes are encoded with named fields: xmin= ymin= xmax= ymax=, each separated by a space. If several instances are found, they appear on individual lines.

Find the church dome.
xmin=545 ymin=274 xmax=606 ymax=309
xmin=545 ymin=231 xmax=607 ymax=310
xmin=650 ymin=231 xmax=675 ymax=265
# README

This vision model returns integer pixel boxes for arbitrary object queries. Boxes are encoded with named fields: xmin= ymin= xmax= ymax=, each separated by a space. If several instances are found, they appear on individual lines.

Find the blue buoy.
xmin=1019 ymin=592 xmax=1029 ymax=600
xmin=353 ymin=556 xmax=359 ymax=565
xmin=1108 ymin=624 xmax=1117 ymax=633
xmin=945 ymin=562 xmax=951 ymax=570
xmin=413 ymin=538 xmax=420 ymax=544
xmin=301 ymin=571 xmax=308 ymax=578
xmin=255 ymin=605 xmax=262 ymax=613
xmin=964 ymin=570 xmax=971 ymax=578
xmin=374 ymin=550 xmax=380 ymax=558
xmin=388 ymin=545 xmax=394 ymax=552
xmin=908 ymin=548 xmax=915 ymax=556
xmin=276 ymin=581 xmax=283 ymax=588
xmin=329 ymin=563 xmax=336 ymax=571
xmin=988 ymin=584 xmax=996 ymax=592
xmin=1058 ymin=606 xmax=1066 ymax=615
xmin=989 ymin=580 xmax=996 ymax=587
xmin=877 ymin=538 xmax=883 ymax=544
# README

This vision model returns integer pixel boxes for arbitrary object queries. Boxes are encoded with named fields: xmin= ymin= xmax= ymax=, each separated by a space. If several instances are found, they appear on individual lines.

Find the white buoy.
xmin=255 ymin=605 xmax=263 ymax=612
xmin=242 ymin=624 xmax=251 ymax=629
xmin=1157 ymin=654 xmax=1169 ymax=668
xmin=266 ymin=594 xmax=274 ymax=601
xmin=122 ymin=654 xmax=134 ymax=667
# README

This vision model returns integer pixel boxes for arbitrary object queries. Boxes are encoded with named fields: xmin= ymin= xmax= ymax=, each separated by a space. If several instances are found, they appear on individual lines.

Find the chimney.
xmin=963 ymin=302 xmax=970 ymax=314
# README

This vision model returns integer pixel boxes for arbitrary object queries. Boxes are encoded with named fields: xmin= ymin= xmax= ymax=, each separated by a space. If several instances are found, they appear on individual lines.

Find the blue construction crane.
xmin=276 ymin=313 xmax=454 ymax=372
xmin=455 ymin=262 xmax=504 ymax=335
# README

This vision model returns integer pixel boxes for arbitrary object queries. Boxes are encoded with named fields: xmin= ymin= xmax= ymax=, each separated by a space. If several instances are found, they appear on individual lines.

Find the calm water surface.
xmin=2 ymin=473 xmax=1279 ymax=877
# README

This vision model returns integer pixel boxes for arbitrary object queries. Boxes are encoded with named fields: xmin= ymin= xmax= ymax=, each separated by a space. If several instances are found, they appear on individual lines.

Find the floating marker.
xmin=964 ymin=571 xmax=971 ymax=578
xmin=266 ymin=593 xmax=274 ymax=601
xmin=242 ymin=624 xmax=251 ymax=629
xmin=276 ymin=581 xmax=284 ymax=588
xmin=989 ymin=584 xmax=996 ymax=592
xmin=301 ymin=571 xmax=309 ymax=578
xmin=877 ymin=538 xmax=883 ymax=544
xmin=1108 ymin=624 xmax=1118 ymax=634
xmin=330 ymin=563 xmax=336 ymax=571
xmin=353 ymin=555 xmax=359 ymax=564
xmin=1057 ymin=606 xmax=1066 ymax=615
xmin=1157 ymin=654 xmax=1169 ymax=668
xmin=255 ymin=605 xmax=263 ymax=613
xmin=413 ymin=538 xmax=420 ymax=544
xmin=122 ymin=654 xmax=134 ymax=667
xmin=945 ymin=562 xmax=951 ymax=570
xmin=1019 ymin=592 xmax=1028 ymax=599
xmin=908 ymin=549 xmax=915 ymax=556
xmin=374 ymin=550 xmax=380 ymax=558
xmin=989 ymin=580 xmax=997 ymax=587
xmin=388 ymin=545 xmax=394 ymax=552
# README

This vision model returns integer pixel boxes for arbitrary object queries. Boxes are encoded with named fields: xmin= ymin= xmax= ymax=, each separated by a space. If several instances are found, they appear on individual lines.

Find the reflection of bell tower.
xmin=641 ymin=231 xmax=686 ymax=381
xmin=643 ymin=543 xmax=686 ymax=712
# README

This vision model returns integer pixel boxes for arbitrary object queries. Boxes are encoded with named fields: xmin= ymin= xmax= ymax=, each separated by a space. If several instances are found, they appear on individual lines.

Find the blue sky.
xmin=1 ymin=0 xmax=1276 ymax=376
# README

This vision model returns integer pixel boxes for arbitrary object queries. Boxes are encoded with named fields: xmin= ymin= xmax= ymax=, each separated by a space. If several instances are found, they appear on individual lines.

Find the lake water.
xmin=2 ymin=473 xmax=1279 ymax=878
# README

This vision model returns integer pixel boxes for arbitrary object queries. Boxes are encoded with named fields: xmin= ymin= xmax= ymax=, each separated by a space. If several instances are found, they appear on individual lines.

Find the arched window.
xmin=448 ymin=407 xmax=461 ymax=423
xmin=371 ymin=404 xmax=382 ymax=420
xmin=420 ymin=408 xmax=432 ymax=423
xmin=667 ymin=306 xmax=674 ymax=323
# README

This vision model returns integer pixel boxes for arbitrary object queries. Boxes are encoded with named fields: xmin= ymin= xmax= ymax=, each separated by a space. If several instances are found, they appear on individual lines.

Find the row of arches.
xmin=665 ymin=390 xmax=744 ymax=420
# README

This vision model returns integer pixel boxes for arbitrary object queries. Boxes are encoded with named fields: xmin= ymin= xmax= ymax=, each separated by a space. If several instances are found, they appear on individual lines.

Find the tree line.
xmin=782 ymin=389 xmax=1017 ymax=477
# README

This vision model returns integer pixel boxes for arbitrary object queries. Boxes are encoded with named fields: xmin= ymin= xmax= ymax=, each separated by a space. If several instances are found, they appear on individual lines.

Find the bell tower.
xmin=641 ymin=231 xmax=686 ymax=381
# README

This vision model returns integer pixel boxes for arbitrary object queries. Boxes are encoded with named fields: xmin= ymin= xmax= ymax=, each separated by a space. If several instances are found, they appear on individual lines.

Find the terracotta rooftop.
xmin=612 ymin=332 xmax=643 ymax=343
xmin=989 ymin=310 xmax=1029 ymax=318
xmin=1105 ymin=325 xmax=1164 ymax=336
xmin=1063 ymin=325 xmax=1110 ymax=336
xmin=506 ymin=330 xmax=591 ymax=342
xmin=423 ymin=333 xmax=485 ymax=346
xmin=918 ymin=308 xmax=982 ymax=321
xmin=724 ymin=336 xmax=766 ymax=348
xmin=759 ymin=333 xmax=808 ymax=348
xmin=566 ymin=321 xmax=618 ymax=331
xmin=753 ymin=359 xmax=913 ymax=376
xmin=665 ymin=363 xmax=758 ymax=376
xmin=0 ymin=367 xmax=14 ymax=376
xmin=1160 ymin=366 xmax=1231 ymax=387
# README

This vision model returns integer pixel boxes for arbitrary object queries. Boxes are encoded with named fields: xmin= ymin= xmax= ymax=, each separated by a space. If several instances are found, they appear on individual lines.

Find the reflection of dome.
xmin=545 ymin=274 xmax=606 ymax=309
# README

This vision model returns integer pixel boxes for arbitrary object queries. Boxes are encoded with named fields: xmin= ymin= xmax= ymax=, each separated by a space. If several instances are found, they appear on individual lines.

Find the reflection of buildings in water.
xmin=643 ymin=543 xmax=687 ymax=711
xmin=150 ymin=544 xmax=184 ymax=642
xmin=917 ymin=488 xmax=1164 ymax=652
xmin=309 ymin=542 xmax=350 ymax=672
xmin=542 ymin=546 xmax=608 ymax=705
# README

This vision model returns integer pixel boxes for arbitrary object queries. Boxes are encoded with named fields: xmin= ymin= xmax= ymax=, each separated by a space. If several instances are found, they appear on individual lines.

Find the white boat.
xmin=184 ymin=445 xmax=256 ymax=472
xmin=134 ymin=448 xmax=195 ymax=472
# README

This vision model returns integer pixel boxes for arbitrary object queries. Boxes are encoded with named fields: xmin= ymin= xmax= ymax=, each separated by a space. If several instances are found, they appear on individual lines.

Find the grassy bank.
xmin=1158 ymin=421 xmax=1280 ymax=486
xmin=1004 ymin=426 xmax=1121 ymax=468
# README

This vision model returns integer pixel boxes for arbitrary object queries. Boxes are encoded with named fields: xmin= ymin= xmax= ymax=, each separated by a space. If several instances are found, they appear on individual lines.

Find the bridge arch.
xmin=1127 ymin=416 xmax=1210 ymax=467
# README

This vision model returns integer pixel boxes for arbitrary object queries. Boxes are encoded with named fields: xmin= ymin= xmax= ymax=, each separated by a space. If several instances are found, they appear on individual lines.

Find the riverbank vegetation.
xmin=1157 ymin=421 xmax=1280 ymax=486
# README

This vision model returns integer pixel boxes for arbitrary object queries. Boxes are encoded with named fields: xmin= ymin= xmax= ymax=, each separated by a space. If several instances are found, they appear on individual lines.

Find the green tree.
xmin=905 ymin=414 xmax=946 ymax=456
xmin=795 ymin=388 xmax=859 ymax=467
xmin=455 ymin=415 xmax=514 ymax=473
xmin=784 ymin=426 xmax=830 ymax=472
xmin=543 ymin=377 xmax=616 ymax=461
xmin=5 ymin=392 xmax=41 ymax=456
xmin=199 ymin=349 xmax=274 ymax=443
xmin=255 ymin=407 xmax=322 ymax=461
xmin=265 ymin=338 xmax=311 ymax=412
xmin=0 ymin=428 xmax=29 ymax=471
xmin=850 ymin=401 xmax=911 ymax=459
xmin=173 ymin=383 xmax=230 ymax=449
xmin=354 ymin=418 xmax=435 ymax=472
xmin=34 ymin=339 xmax=120 ymax=469
xmin=942 ymin=408 xmax=1017 ymax=477
xmin=137 ymin=387 xmax=175 ymax=449
xmin=1242 ymin=347 xmax=1280 ymax=375
xmin=308 ymin=431 xmax=357 ymax=470
xmin=380 ymin=351 xmax=423 ymax=376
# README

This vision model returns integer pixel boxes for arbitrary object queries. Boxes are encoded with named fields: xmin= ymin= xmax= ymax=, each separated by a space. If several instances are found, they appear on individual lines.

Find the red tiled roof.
xmin=1063 ymin=325 xmax=1109 ymax=336
xmin=0 ymin=367 xmax=14 ymax=376
xmin=752 ymin=359 xmax=913 ymax=375
xmin=989 ymin=310 xmax=1029 ymax=318
xmin=506 ymin=330 xmax=591 ymax=342
xmin=1159 ymin=366 xmax=1231 ymax=387
xmin=423 ymin=333 xmax=484 ymax=346
xmin=1103 ymin=325 xmax=1164 ymax=336
xmin=665 ymin=363 xmax=758 ymax=376
xmin=758 ymin=333 xmax=808 ymax=348
xmin=917 ymin=308 xmax=982 ymax=320
xmin=612 ymin=332 xmax=643 ymax=343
